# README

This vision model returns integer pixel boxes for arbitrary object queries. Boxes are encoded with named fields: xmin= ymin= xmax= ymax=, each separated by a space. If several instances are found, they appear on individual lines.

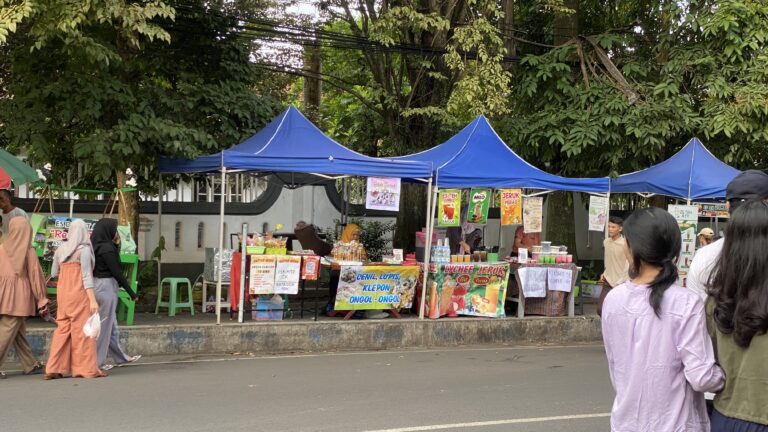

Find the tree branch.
xmin=253 ymin=62 xmax=384 ymax=116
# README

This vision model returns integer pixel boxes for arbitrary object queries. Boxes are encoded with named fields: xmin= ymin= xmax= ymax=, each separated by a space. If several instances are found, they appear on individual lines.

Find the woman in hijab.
xmin=91 ymin=218 xmax=140 ymax=370
xmin=45 ymin=219 xmax=105 ymax=379
xmin=0 ymin=217 xmax=49 ymax=378
xmin=339 ymin=223 xmax=368 ymax=261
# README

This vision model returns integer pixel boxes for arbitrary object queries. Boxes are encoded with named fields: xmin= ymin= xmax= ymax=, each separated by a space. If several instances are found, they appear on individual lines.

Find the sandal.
xmin=0 ymin=371 xmax=6 ymax=379
xmin=25 ymin=363 xmax=45 ymax=375
xmin=44 ymin=373 xmax=63 ymax=380
xmin=102 ymin=364 xmax=115 ymax=371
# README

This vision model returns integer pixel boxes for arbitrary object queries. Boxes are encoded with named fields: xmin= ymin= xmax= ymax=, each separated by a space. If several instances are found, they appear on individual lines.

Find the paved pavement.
xmin=1 ymin=344 xmax=613 ymax=432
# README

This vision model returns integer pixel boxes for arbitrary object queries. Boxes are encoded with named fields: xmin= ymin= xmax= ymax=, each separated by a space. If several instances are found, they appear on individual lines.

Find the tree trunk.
xmin=302 ymin=37 xmax=322 ymax=123
xmin=502 ymin=0 xmax=516 ymax=59
xmin=394 ymin=183 xmax=427 ymax=251
xmin=554 ymin=0 xmax=579 ymax=45
xmin=116 ymin=169 xmax=140 ymax=244
xmin=546 ymin=191 xmax=576 ymax=255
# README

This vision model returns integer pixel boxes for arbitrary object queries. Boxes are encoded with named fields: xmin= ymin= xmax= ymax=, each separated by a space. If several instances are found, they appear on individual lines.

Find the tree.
xmin=499 ymin=0 xmax=768 ymax=177
xmin=0 ymin=0 xmax=286 ymax=239
xmin=308 ymin=1 xmax=514 ymax=248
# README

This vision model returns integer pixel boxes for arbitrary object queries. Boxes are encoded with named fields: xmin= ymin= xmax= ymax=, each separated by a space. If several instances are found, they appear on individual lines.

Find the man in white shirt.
xmin=0 ymin=189 xmax=29 ymax=236
xmin=687 ymin=170 xmax=768 ymax=299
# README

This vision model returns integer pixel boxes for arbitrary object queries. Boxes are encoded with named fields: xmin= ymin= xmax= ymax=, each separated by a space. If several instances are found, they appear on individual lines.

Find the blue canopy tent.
xmin=610 ymin=138 xmax=741 ymax=201
xmin=160 ymin=106 xmax=431 ymax=179
xmin=397 ymin=115 xmax=610 ymax=318
xmin=159 ymin=106 xmax=433 ymax=323
xmin=395 ymin=115 xmax=610 ymax=192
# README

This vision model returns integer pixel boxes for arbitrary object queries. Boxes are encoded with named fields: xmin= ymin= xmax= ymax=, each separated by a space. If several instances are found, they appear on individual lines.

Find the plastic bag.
xmin=117 ymin=224 xmax=137 ymax=254
xmin=83 ymin=312 xmax=101 ymax=339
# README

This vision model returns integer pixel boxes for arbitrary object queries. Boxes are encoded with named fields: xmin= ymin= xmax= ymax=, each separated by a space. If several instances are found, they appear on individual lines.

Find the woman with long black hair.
xmin=601 ymin=207 xmax=724 ymax=432
xmin=707 ymin=199 xmax=768 ymax=431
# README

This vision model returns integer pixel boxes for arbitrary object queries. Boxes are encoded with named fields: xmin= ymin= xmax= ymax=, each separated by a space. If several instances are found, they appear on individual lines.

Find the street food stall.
xmin=395 ymin=115 xmax=610 ymax=318
xmin=160 ymin=106 xmax=433 ymax=323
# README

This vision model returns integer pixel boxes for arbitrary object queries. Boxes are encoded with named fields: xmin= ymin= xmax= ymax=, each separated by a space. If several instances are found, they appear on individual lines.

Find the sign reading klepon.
xmin=334 ymin=266 xmax=419 ymax=311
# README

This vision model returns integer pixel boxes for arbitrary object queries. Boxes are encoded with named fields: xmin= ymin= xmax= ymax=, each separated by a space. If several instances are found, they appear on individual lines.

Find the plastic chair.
xmin=117 ymin=254 xmax=139 ymax=325
xmin=156 ymin=277 xmax=195 ymax=317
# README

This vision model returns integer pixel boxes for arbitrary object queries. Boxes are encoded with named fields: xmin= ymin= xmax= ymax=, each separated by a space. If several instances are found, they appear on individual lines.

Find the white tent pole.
xmin=420 ymin=184 xmax=439 ymax=319
xmin=216 ymin=168 xmax=227 ymax=325
xmin=604 ymin=190 xmax=611 ymax=240
xmin=238 ymin=222 xmax=247 ymax=323
xmin=419 ymin=178 xmax=433 ymax=320
xmin=157 ymin=173 xmax=163 ymax=290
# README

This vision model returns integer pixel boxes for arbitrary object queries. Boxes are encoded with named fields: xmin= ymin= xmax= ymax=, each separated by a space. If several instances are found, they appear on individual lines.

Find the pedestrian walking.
xmin=706 ymin=199 xmax=768 ymax=431
xmin=0 ymin=217 xmax=48 ymax=378
xmin=597 ymin=215 xmax=629 ymax=316
xmin=91 ymin=218 xmax=141 ymax=370
xmin=688 ymin=170 xmax=768 ymax=300
xmin=0 ymin=189 xmax=28 ymax=239
xmin=45 ymin=219 xmax=105 ymax=379
xmin=601 ymin=207 xmax=724 ymax=432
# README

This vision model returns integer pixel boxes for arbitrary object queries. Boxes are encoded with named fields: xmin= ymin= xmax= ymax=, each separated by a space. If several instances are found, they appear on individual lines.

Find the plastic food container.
xmin=541 ymin=241 xmax=552 ymax=253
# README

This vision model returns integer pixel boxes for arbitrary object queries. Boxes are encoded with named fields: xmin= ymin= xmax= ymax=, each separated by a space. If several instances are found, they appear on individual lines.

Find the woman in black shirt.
xmin=91 ymin=219 xmax=140 ymax=370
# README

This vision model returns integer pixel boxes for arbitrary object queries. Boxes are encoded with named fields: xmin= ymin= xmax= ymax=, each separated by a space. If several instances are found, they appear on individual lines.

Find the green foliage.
xmin=353 ymin=218 xmax=396 ymax=262
xmin=325 ymin=218 xmax=395 ymax=262
xmin=499 ymin=0 xmax=768 ymax=177
xmin=320 ymin=1 xmax=513 ymax=152
xmin=0 ymin=0 xmax=285 ymax=193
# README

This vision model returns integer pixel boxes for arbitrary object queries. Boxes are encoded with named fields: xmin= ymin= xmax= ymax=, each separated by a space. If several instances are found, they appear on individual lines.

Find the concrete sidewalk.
xmin=12 ymin=308 xmax=601 ymax=362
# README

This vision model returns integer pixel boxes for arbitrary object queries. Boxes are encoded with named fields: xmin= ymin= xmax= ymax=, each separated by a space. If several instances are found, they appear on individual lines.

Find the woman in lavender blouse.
xmin=601 ymin=207 xmax=724 ymax=432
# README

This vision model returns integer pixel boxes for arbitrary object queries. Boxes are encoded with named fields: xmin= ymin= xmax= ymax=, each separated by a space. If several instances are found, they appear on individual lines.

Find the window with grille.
xmin=174 ymin=222 xmax=182 ymax=249
xmin=194 ymin=174 xmax=269 ymax=203
xmin=197 ymin=222 xmax=205 ymax=249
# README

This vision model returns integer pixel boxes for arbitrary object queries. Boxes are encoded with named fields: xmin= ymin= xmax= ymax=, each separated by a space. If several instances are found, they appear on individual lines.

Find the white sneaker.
xmin=102 ymin=364 xmax=115 ymax=371
xmin=118 ymin=355 xmax=142 ymax=367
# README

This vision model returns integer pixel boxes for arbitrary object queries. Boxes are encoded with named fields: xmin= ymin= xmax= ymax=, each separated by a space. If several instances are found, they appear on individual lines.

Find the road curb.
xmin=11 ymin=316 xmax=601 ymax=360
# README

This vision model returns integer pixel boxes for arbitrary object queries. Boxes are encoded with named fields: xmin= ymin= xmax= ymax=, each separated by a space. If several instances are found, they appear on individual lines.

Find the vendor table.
xmin=424 ymin=262 xmax=510 ymax=319
xmin=507 ymin=262 xmax=579 ymax=318
xmin=229 ymin=252 xmax=321 ymax=321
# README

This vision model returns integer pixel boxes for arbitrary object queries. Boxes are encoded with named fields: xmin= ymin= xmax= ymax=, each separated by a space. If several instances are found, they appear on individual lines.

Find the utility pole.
xmin=303 ymin=34 xmax=322 ymax=123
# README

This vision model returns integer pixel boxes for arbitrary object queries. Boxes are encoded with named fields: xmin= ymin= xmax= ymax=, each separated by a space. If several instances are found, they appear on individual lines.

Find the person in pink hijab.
xmin=0 ymin=216 xmax=49 ymax=378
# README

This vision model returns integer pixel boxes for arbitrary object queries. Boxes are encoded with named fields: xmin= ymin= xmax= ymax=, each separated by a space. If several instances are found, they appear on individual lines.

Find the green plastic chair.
xmin=116 ymin=254 xmax=140 ymax=325
xmin=156 ymin=277 xmax=195 ymax=317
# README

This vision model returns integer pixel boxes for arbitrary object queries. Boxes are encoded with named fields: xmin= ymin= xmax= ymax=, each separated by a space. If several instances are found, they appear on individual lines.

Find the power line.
xmin=168 ymin=3 xmax=522 ymax=63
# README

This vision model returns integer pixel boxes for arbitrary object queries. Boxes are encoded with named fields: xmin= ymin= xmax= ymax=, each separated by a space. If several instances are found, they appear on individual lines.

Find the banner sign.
xmin=334 ymin=265 xmax=419 ymax=311
xmin=467 ymin=188 xmax=491 ymax=225
xmin=668 ymin=205 xmax=698 ymax=287
xmin=365 ymin=177 xmax=401 ymax=211
xmin=426 ymin=262 xmax=509 ymax=318
xmin=41 ymin=216 xmax=98 ymax=261
xmin=588 ymin=195 xmax=609 ymax=232
xmin=499 ymin=189 xmax=523 ymax=226
xmin=249 ymin=255 xmax=276 ymax=294
xmin=698 ymin=203 xmax=728 ymax=219
xmin=523 ymin=197 xmax=543 ymax=233
xmin=301 ymin=255 xmax=320 ymax=280
xmin=437 ymin=189 xmax=461 ymax=227
xmin=274 ymin=255 xmax=302 ymax=294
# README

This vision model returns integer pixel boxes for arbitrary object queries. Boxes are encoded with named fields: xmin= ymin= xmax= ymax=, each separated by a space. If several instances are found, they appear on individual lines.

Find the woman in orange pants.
xmin=45 ymin=219 xmax=105 ymax=379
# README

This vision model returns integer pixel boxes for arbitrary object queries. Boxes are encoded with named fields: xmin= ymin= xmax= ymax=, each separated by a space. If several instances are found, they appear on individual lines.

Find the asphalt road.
xmin=1 ymin=344 xmax=613 ymax=432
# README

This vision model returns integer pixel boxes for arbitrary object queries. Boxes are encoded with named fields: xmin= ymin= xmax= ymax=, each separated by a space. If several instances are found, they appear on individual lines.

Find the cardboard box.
xmin=251 ymin=295 xmax=284 ymax=321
